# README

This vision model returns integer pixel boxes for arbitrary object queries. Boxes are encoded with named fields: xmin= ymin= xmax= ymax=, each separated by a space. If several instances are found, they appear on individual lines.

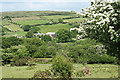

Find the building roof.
xmin=34 ymin=32 xmax=44 ymax=36
xmin=46 ymin=32 xmax=55 ymax=35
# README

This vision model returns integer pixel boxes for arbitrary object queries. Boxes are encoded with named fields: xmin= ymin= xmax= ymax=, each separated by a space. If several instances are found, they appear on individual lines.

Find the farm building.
xmin=46 ymin=32 xmax=56 ymax=38
xmin=34 ymin=32 xmax=45 ymax=37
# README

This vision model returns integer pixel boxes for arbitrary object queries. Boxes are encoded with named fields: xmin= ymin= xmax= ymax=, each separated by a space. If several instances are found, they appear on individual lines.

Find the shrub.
xmin=30 ymin=27 xmax=40 ymax=33
xmin=2 ymin=53 xmax=14 ymax=64
xmin=34 ymin=70 xmax=52 ymax=78
xmin=10 ymin=56 xmax=33 ymax=66
xmin=51 ymin=54 xmax=73 ymax=79
xmin=22 ymin=25 xmax=31 ymax=31
xmin=70 ymin=30 xmax=78 ymax=38
xmin=58 ymin=18 xmax=63 ymax=23
xmin=56 ymin=29 xmax=72 ymax=43
xmin=2 ymin=37 xmax=23 ymax=49
xmin=41 ymin=35 xmax=52 ymax=42
xmin=25 ymin=31 xmax=34 ymax=38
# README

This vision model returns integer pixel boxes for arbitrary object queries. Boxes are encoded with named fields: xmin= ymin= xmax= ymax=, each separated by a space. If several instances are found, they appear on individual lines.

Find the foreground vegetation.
xmin=2 ymin=64 xmax=118 ymax=78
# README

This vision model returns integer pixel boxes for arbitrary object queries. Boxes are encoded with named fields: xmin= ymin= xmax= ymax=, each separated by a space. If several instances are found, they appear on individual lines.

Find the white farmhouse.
xmin=46 ymin=32 xmax=56 ymax=38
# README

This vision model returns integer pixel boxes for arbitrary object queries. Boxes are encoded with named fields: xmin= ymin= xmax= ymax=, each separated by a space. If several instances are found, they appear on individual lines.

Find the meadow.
xmin=2 ymin=64 xmax=118 ymax=78
xmin=64 ymin=18 xmax=86 ymax=22
xmin=1 ymin=11 xmax=71 ymax=18
xmin=37 ymin=24 xmax=74 ymax=33
xmin=1 ymin=21 xmax=11 ymax=26
xmin=4 ymin=31 xmax=27 ymax=37
xmin=4 ymin=24 xmax=23 ymax=32
xmin=40 ymin=14 xmax=78 ymax=20
xmin=11 ymin=17 xmax=41 ymax=22
xmin=14 ymin=19 xmax=50 ymax=26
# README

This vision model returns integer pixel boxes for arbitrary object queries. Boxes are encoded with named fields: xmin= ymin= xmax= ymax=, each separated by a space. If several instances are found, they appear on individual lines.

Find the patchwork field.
xmin=1 ymin=21 xmax=11 ymax=25
xmin=64 ymin=18 xmax=86 ymax=22
xmin=37 ymin=24 xmax=74 ymax=33
xmin=1 ymin=11 xmax=72 ymax=18
xmin=14 ymin=19 xmax=49 ymax=26
xmin=4 ymin=24 xmax=23 ymax=31
xmin=41 ymin=14 xmax=78 ymax=20
xmin=2 ymin=64 xmax=118 ymax=78
xmin=11 ymin=17 xmax=41 ymax=22
xmin=4 ymin=31 xmax=27 ymax=37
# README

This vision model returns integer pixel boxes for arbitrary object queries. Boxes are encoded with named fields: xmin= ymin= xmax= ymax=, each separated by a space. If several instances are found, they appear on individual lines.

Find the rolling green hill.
xmin=1 ymin=11 xmax=86 ymax=37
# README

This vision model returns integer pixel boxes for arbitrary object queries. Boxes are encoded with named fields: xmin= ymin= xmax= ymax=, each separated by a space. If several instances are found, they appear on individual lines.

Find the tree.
xmin=70 ymin=29 xmax=78 ymax=38
xmin=25 ymin=31 xmax=34 ymax=38
xmin=51 ymin=54 xmax=73 ymax=79
xmin=23 ymin=25 xmax=31 ymax=31
xmin=2 ymin=37 xmax=22 ymax=49
xmin=56 ymin=29 xmax=72 ymax=43
xmin=30 ymin=27 xmax=40 ymax=33
xmin=80 ymin=0 xmax=120 ymax=63
xmin=10 ymin=45 xmax=29 ymax=58
xmin=41 ymin=35 xmax=52 ymax=41
xmin=58 ymin=18 xmax=63 ymax=23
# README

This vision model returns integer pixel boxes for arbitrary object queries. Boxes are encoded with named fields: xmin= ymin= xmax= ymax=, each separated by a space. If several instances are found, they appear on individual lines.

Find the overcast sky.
xmin=0 ymin=0 xmax=91 ymax=12
xmin=1 ymin=0 xmax=91 ymax=2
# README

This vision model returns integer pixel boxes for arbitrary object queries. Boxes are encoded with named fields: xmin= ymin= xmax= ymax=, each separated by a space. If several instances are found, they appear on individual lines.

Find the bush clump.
xmin=51 ymin=54 xmax=73 ymax=79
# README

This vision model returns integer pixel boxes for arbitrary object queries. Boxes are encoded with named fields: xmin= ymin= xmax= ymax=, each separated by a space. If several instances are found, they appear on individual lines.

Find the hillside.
xmin=1 ymin=11 xmax=86 ymax=37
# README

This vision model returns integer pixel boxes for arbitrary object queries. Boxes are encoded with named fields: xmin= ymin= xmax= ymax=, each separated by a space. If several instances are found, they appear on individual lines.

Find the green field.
xmin=2 ymin=64 xmax=118 ymax=78
xmin=4 ymin=24 xmax=23 ymax=31
xmin=1 ymin=11 xmax=73 ymax=18
xmin=14 ymin=19 xmax=49 ymax=26
xmin=11 ymin=17 xmax=41 ymax=22
xmin=1 ymin=21 xmax=11 ymax=25
xmin=37 ymin=24 xmax=74 ymax=33
xmin=64 ymin=18 xmax=86 ymax=22
xmin=4 ymin=31 xmax=27 ymax=37
xmin=41 ymin=14 xmax=78 ymax=20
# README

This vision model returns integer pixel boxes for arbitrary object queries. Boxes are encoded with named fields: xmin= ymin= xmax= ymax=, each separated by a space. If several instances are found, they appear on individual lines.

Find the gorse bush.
xmin=10 ymin=56 xmax=33 ymax=66
xmin=51 ymin=54 xmax=73 ymax=79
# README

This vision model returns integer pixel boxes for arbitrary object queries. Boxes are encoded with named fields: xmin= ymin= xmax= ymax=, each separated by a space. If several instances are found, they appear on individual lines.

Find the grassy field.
xmin=37 ymin=24 xmax=74 ymax=33
xmin=64 ymin=18 xmax=86 ymax=23
xmin=4 ymin=24 xmax=23 ymax=32
xmin=15 ymin=20 xmax=49 ymax=25
xmin=1 ymin=21 xmax=11 ymax=25
xmin=4 ymin=31 xmax=27 ymax=37
xmin=41 ymin=14 xmax=78 ymax=20
xmin=14 ymin=19 xmax=49 ymax=26
xmin=11 ymin=17 xmax=41 ymax=22
xmin=1 ymin=11 xmax=73 ymax=18
xmin=2 ymin=64 xmax=118 ymax=78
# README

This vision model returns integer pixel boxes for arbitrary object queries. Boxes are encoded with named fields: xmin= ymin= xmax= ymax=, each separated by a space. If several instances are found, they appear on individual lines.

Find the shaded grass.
xmin=2 ymin=64 xmax=118 ymax=78
xmin=37 ymin=24 xmax=74 ymax=33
